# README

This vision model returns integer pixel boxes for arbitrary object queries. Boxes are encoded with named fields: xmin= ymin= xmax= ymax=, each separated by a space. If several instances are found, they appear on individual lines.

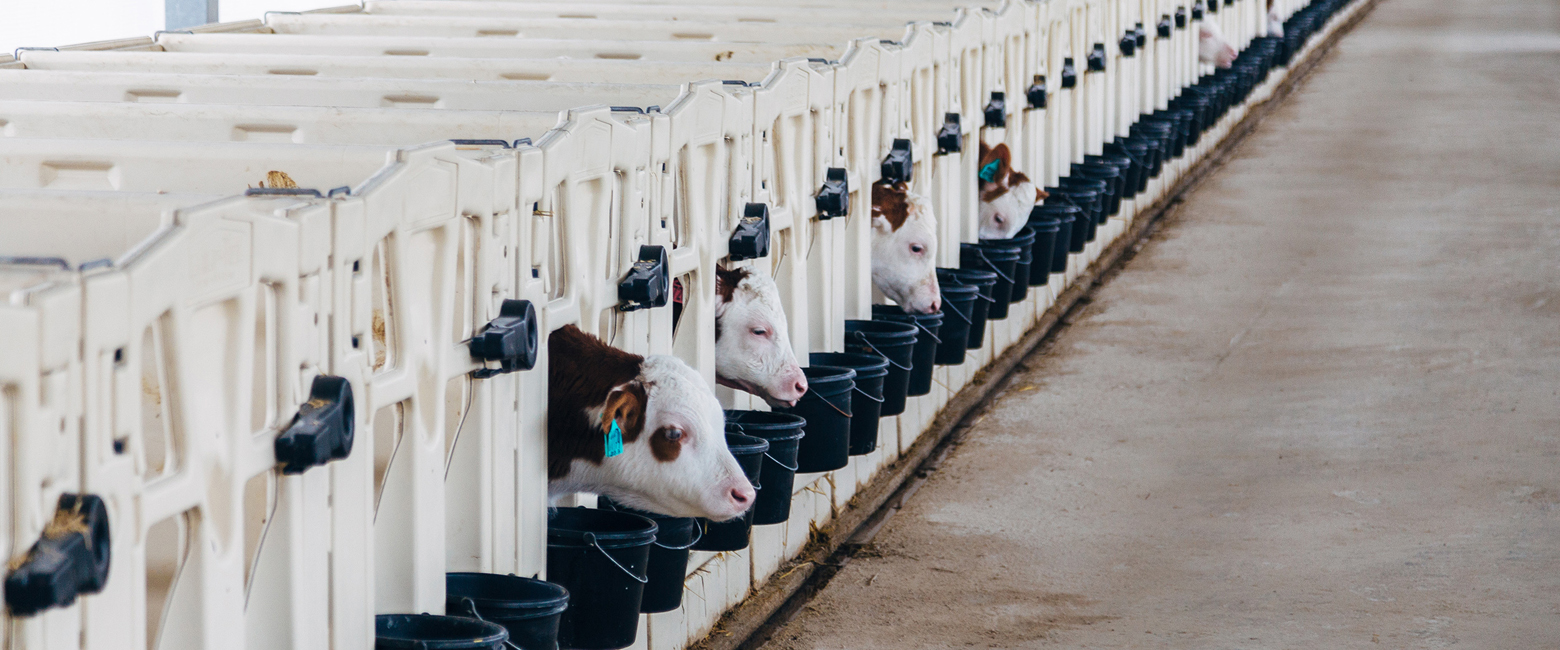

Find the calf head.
xmin=547 ymin=324 xmax=755 ymax=520
xmin=1199 ymin=22 xmax=1238 ymax=68
xmin=714 ymin=266 xmax=808 ymax=408
xmin=871 ymin=180 xmax=941 ymax=314
xmin=977 ymin=142 xmax=1047 ymax=240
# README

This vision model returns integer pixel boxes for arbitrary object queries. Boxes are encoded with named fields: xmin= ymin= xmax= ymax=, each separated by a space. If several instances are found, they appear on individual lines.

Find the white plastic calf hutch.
xmin=0 ymin=0 xmax=1364 ymax=648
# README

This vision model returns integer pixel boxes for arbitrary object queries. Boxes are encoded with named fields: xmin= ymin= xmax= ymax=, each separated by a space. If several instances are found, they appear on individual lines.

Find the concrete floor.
xmin=761 ymin=0 xmax=1560 ymax=647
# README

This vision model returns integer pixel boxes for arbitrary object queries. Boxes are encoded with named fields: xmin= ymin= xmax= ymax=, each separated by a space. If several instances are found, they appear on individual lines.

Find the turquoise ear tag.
xmin=979 ymin=159 xmax=1002 ymax=182
xmin=605 ymin=419 xmax=625 ymax=458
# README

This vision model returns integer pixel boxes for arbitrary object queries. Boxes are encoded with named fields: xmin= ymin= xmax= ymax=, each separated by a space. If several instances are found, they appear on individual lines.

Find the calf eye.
xmin=664 ymin=428 xmax=683 ymax=441
xmin=752 ymin=328 xmax=768 ymax=337
xmin=910 ymin=244 xmax=925 ymax=254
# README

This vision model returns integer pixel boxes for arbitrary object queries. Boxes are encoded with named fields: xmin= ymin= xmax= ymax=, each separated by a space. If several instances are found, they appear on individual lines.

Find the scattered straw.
xmin=259 ymin=171 xmax=299 ymax=189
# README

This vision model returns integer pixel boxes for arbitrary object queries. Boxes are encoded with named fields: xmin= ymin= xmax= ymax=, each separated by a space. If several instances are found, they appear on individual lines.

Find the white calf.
xmin=713 ymin=266 xmax=808 ymax=408
xmin=871 ymin=181 xmax=941 ymax=315
xmin=977 ymin=142 xmax=1047 ymax=240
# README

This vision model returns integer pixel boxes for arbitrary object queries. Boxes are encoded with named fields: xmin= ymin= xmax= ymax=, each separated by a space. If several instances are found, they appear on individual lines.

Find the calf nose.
xmin=794 ymin=374 xmax=809 ymax=398
xmin=929 ymin=296 xmax=942 ymax=313
xmin=730 ymin=485 xmax=756 ymax=510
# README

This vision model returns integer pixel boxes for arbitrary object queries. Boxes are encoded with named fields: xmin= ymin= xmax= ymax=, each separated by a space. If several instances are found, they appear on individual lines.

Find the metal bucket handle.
xmin=582 ymin=532 xmax=649 ymax=584
xmin=850 ymin=331 xmax=913 ymax=371
xmin=452 ymin=597 xmax=525 ymax=650
xmin=968 ymin=247 xmax=1016 ymax=285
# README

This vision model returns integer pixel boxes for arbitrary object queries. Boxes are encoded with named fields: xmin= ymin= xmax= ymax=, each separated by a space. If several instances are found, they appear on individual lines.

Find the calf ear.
xmin=601 ymin=381 xmax=647 ymax=442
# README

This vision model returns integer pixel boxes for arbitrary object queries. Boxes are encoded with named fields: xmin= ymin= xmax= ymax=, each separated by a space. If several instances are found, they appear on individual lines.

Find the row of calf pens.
xmin=0 ymin=0 xmax=1362 ymax=647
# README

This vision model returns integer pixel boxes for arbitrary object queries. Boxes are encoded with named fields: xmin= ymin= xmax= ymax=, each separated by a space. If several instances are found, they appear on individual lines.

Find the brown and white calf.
xmin=714 ymin=266 xmax=808 ymax=408
xmin=1199 ymin=21 xmax=1238 ymax=68
xmin=547 ymin=324 xmax=755 ymax=520
xmin=870 ymin=180 xmax=941 ymax=315
xmin=977 ymin=142 xmax=1047 ymax=241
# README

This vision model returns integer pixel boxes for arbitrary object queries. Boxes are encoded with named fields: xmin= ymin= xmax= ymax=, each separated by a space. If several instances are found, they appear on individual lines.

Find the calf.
xmin=870 ymin=181 xmax=941 ymax=315
xmin=1199 ymin=21 xmax=1238 ymax=68
xmin=976 ymin=142 xmax=1046 ymax=240
xmin=547 ymin=324 xmax=755 ymax=520
xmin=714 ymin=266 xmax=808 ymax=408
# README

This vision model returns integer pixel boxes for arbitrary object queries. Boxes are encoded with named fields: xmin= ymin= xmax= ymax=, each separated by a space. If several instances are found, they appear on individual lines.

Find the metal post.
xmin=166 ymin=0 xmax=218 ymax=31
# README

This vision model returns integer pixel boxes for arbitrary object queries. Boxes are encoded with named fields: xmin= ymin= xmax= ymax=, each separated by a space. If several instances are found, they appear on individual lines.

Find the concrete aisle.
xmin=761 ymin=0 xmax=1560 ymax=647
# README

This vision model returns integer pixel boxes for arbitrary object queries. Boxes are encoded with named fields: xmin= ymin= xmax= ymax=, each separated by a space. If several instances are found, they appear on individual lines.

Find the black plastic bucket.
xmin=1086 ymin=153 xmax=1135 ymax=202
xmin=932 ymin=281 xmax=979 ymax=365
xmin=445 ymin=573 xmax=568 ymax=650
xmin=693 ymin=433 xmax=769 ymax=552
xmin=981 ymin=226 xmax=1036 ymax=304
xmin=724 ymin=410 xmax=806 ymax=525
xmin=808 ymin=352 xmax=888 ymax=454
xmin=1059 ymin=177 xmax=1110 ymax=229
xmin=592 ymin=498 xmax=698 ymax=614
xmin=377 ymin=614 xmax=509 ymax=650
xmin=843 ymin=320 xmax=918 ymax=418
xmin=1024 ymin=208 xmax=1062 ymax=286
xmin=1045 ymin=187 xmax=1098 ymax=250
xmin=959 ymin=243 xmax=1020 ymax=320
xmin=1031 ymin=204 xmax=1077 ymax=275
xmin=546 ymin=507 xmax=657 ymax=650
xmin=1107 ymin=139 xmax=1154 ymax=193
xmin=937 ymin=267 xmax=997 ymax=350
xmin=1070 ymin=163 xmax=1122 ymax=217
xmin=778 ymin=365 xmax=855 ymax=473
xmin=871 ymin=304 xmax=943 ymax=396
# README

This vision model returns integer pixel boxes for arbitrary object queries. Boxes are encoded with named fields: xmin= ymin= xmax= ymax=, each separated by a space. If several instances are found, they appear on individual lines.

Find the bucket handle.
xmin=725 ymin=422 xmax=803 ymax=473
xmin=849 ymin=331 xmax=913 ymax=371
xmin=808 ymin=389 xmax=853 ymax=418
xmin=907 ymin=319 xmax=942 ymax=344
xmin=653 ymin=522 xmax=704 ymax=551
xmin=583 ymin=532 xmax=650 ymax=584
xmin=942 ymin=298 xmax=974 ymax=325
xmin=452 ymin=597 xmax=526 ymax=650
xmin=852 ymin=385 xmax=885 ymax=404
xmin=966 ymin=248 xmax=1015 ymax=285
xmin=763 ymin=451 xmax=800 ymax=473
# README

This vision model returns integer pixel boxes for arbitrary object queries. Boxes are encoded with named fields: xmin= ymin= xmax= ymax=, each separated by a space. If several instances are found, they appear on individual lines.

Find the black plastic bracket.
xmin=275 ymin=375 xmax=355 ymax=474
xmin=816 ymin=168 xmax=850 ymax=219
xmin=881 ymin=139 xmax=914 ymax=184
xmin=1205 ymin=0 xmax=1217 ymax=15
xmin=618 ymin=245 xmax=670 ymax=312
xmin=449 ymin=139 xmax=513 ymax=149
xmin=1087 ymin=44 xmax=1108 ymax=72
xmin=469 ymin=300 xmax=539 ymax=378
xmin=1159 ymin=15 xmax=1174 ymax=38
xmin=936 ymin=113 xmax=962 ymax=154
xmin=1061 ymin=58 xmax=1079 ymax=88
xmin=1177 ymin=6 xmax=1189 ymax=28
xmin=1027 ymin=75 xmax=1047 ymax=109
xmin=728 ymin=203 xmax=771 ymax=261
xmin=4 ymin=494 xmax=112 ymax=617
xmin=1120 ymin=33 xmax=1137 ymax=57
xmin=983 ymin=92 xmax=1007 ymax=128
xmin=1135 ymin=23 xmax=1147 ymax=48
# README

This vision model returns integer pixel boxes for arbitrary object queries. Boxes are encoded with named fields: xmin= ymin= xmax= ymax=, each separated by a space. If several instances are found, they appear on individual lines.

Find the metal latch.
xmin=275 ymin=375 xmax=355 ymax=474
xmin=619 ymin=245 xmax=670 ymax=312
xmin=4 ymin=494 xmax=112 ymax=617
xmin=816 ymin=168 xmax=850 ymax=219
xmin=728 ymin=203 xmax=771 ymax=261
xmin=937 ymin=113 xmax=962 ymax=154
xmin=1087 ymin=44 xmax=1108 ymax=72
xmin=984 ymin=92 xmax=1007 ymax=129
xmin=470 ymin=299 xmax=540 ymax=378
xmin=881 ymin=139 xmax=914 ymax=184
xmin=1027 ymin=76 xmax=1047 ymax=110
